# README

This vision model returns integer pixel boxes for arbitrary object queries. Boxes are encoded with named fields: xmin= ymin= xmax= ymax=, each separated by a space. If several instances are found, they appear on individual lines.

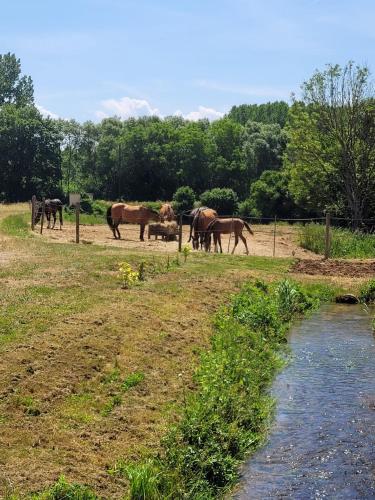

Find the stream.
xmin=236 ymin=304 xmax=375 ymax=499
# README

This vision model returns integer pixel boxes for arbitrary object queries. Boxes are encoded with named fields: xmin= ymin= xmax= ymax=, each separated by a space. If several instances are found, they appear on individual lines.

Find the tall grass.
xmin=0 ymin=214 xmax=30 ymax=237
xmin=112 ymin=279 xmax=327 ymax=499
xmin=299 ymin=223 xmax=375 ymax=258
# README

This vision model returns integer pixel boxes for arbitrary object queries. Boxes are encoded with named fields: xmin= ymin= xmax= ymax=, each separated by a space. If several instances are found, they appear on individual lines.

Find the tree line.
xmin=0 ymin=53 xmax=374 ymax=223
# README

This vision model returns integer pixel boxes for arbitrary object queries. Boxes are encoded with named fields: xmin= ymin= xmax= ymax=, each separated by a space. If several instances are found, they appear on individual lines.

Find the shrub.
xmin=359 ymin=279 xmax=375 ymax=303
xmin=172 ymin=186 xmax=196 ymax=214
xmin=199 ymin=188 xmax=238 ymax=215
xmin=32 ymin=475 xmax=98 ymax=499
xmin=238 ymin=199 xmax=258 ymax=218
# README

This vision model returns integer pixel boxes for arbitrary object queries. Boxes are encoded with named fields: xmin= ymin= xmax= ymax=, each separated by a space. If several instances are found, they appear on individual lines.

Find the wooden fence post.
xmin=178 ymin=214 xmax=183 ymax=252
xmin=324 ymin=213 xmax=331 ymax=259
xmin=273 ymin=215 xmax=277 ymax=257
xmin=40 ymin=197 xmax=45 ymax=234
xmin=31 ymin=195 xmax=36 ymax=231
xmin=75 ymin=202 xmax=80 ymax=244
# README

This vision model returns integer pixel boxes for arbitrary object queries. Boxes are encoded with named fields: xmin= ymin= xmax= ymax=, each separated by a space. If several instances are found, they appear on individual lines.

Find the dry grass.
xmin=0 ymin=204 xmax=371 ymax=498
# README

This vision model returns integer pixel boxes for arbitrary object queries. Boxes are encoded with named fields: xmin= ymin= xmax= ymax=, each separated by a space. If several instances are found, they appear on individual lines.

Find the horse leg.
xmin=140 ymin=224 xmax=145 ymax=241
xmin=218 ymin=235 xmax=223 ymax=253
xmin=51 ymin=212 xmax=56 ymax=229
xmin=231 ymin=234 xmax=239 ymax=254
xmin=116 ymin=225 xmax=121 ymax=239
xmin=240 ymin=234 xmax=249 ymax=255
xmin=46 ymin=212 xmax=50 ymax=229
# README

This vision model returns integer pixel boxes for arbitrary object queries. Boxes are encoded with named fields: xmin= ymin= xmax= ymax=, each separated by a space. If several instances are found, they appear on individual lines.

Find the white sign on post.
xmin=69 ymin=193 xmax=81 ymax=206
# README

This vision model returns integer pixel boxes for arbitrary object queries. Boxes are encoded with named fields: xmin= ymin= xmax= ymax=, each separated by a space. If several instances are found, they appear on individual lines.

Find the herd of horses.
xmin=33 ymin=199 xmax=253 ymax=254
xmin=107 ymin=203 xmax=253 ymax=254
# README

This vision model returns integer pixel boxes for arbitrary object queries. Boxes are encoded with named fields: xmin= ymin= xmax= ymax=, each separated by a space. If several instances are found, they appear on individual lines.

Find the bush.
xmin=199 ymin=188 xmax=238 ymax=215
xmin=32 ymin=475 xmax=98 ymax=499
xmin=238 ymin=199 xmax=258 ymax=218
xmin=172 ymin=186 xmax=196 ymax=214
xmin=359 ymin=279 xmax=375 ymax=303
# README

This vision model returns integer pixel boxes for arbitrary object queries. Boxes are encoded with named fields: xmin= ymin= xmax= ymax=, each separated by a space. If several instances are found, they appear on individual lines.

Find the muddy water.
xmin=236 ymin=304 xmax=375 ymax=499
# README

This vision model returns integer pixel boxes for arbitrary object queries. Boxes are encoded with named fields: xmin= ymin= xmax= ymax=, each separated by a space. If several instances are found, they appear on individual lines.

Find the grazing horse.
xmin=106 ymin=203 xmax=160 ymax=240
xmin=159 ymin=203 xmax=175 ymax=222
xmin=205 ymin=218 xmax=254 ymax=255
xmin=34 ymin=199 xmax=63 ymax=229
xmin=189 ymin=207 xmax=217 ymax=250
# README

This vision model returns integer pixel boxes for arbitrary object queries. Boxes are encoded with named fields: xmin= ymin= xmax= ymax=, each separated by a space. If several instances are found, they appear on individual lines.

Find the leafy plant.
xmin=31 ymin=475 xmax=98 ymax=499
xmin=118 ymin=262 xmax=139 ymax=289
xmin=359 ymin=279 xmax=375 ymax=303
xmin=199 ymin=188 xmax=238 ymax=215
xmin=122 ymin=371 xmax=145 ymax=391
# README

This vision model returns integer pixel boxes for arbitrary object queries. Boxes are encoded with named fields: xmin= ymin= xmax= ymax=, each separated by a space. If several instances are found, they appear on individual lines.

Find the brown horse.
xmin=106 ymin=203 xmax=160 ymax=240
xmin=189 ymin=207 xmax=218 ymax=250
xmin=159 ymin=203 xmax=175 ymax=222
xmin=205 ymin=218 xmax=254 ymax=255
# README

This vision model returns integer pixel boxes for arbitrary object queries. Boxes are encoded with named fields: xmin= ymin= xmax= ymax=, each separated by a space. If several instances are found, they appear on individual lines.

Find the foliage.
xmin=0 ymin=52 xmax=34 ymax=106
xmin=172 ymin=186 xmax=196 ymax=214
xmin=299 ymin=223 xmax=375 ymax=258
xmin=122 ymin=371 xmax=145 ymax=391
xmin=247 ymin=170 xmax=301 ymax=218
xmin=285 ymin=62 xmax=375 ymax=223
xmin=31 ymin=475 xmax=98 ymax=499
xmin=359 ymin=279 xmax=375 ymax=303
xmin=228 ymin=102 xmax=289 ymax=127
xmin=182 ymin=245 xmax=191 ymax=263
xmin=199 ymin=188 xmax=238 ymax=215
xmin=118 ymin=262 xmax=139 ymax=289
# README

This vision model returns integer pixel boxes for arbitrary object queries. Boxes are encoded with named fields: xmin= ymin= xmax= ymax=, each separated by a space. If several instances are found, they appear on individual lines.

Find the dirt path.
xmin=39 ymin=222 xmax=318 ymax=259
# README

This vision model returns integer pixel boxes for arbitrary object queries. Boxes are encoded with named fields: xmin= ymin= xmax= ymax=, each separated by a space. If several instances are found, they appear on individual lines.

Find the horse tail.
xmin=188 ymin=210 xmax=200 ymax=242
xmin=106 ymin=206 xmax=114 ymax=229
xmin=243 ymin=221 xmax=254 ymax=235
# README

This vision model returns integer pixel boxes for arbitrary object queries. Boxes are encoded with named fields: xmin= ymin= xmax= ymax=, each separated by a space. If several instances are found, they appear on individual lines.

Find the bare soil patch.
xmin=292 ymin=259 xmax=375 ymax=277
xmin=40 ymin=222 xmax=317 ymax=259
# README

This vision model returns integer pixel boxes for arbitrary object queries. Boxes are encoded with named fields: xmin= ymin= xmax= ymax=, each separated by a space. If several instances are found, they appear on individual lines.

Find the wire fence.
xmin=29 ymin=197 xmax=375 ymax=258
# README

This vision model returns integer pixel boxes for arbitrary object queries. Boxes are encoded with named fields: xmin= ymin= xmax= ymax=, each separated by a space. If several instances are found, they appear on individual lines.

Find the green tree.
xmin=0 ymin=105 xmax=61 ymax=201
xmin=0 ymin=52 xmax=34 ymax=106
xmin=286 ymin=62 xmax=375 ymax=223
xmin=172 ymin=186 xmax=196 ymax=214
xmin=228 ymin=102 xmax=289 ymax=127
xmin=200 ymin=187 xmax=238 ymax=215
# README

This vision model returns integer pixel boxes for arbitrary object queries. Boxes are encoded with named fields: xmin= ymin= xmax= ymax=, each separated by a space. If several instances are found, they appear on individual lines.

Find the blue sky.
xmin=1 ymin=0 xmax=374 ymax=122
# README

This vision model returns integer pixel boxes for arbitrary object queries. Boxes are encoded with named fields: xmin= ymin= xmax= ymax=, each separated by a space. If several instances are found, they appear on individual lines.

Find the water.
xmin=236 ymin=304 xmax=375 ymax=499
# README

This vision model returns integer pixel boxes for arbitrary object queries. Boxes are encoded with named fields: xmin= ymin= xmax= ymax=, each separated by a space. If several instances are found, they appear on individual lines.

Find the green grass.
xmin=0 ymin=213 xmax=30 ymax=237
xmin=30 ymin=475 xmax=98 ymax=499
xmin=111 ymin=279 xmax=334 ymax=499
xmin=122 ymin=371 xmax=145 ymax=391
xmin=299 ymin=223 xmax=375 ymax=258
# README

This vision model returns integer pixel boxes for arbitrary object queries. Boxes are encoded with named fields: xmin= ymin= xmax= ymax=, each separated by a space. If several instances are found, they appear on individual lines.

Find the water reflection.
xmin=236 ymin=304 xmax=375 ymax=499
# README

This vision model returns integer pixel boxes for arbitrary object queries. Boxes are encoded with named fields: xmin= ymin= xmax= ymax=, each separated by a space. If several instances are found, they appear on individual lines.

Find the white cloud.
xmin=96 ymin=96 xmax=162 ymax=120
xmin=36 ymin=104 xmax=59 ymax=119
xmin=174 ymin=106 xmax=224 ymax=121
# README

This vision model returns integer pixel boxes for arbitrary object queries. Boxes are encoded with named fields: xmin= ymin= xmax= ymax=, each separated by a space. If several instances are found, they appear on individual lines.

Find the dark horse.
xmin=34 ymin=199 xmax=63 ymax=229
xmin=106 ymin=203 xmax=160 ymax=240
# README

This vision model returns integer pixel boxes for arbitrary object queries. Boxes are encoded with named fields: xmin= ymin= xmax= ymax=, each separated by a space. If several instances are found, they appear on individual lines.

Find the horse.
xmin=159 ymin=203 xmax=175 ymax=222
xmin=106 ymin=203 xmax=160 ymax=240
xmin=205 ymin=218 xmax=254 ymax=255
xmin=34 ymin=199 xmax=63 ymax=229
xmin=188 ymin=207 xmax=217 ymax=250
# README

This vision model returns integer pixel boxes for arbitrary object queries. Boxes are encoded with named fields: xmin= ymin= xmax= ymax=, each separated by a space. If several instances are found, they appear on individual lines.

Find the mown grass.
xmin=0 ymin=209 xmax=349 ymax=498
xmin=299 ymin=223 xmax=375 ymax=258
xmin=109 ymin=279 xmax=336 ymax=499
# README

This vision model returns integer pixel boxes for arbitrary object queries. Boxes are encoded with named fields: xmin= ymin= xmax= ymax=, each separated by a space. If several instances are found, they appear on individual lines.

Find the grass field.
xmin=0 ymin=204 xmax=371 ymax=498
xmin=299 ymin=223 xmax=375 ymax=258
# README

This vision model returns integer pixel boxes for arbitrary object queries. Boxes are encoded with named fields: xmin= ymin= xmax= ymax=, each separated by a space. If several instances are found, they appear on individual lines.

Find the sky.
xmin=1 ymin=0 xmax=374 ymax=122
